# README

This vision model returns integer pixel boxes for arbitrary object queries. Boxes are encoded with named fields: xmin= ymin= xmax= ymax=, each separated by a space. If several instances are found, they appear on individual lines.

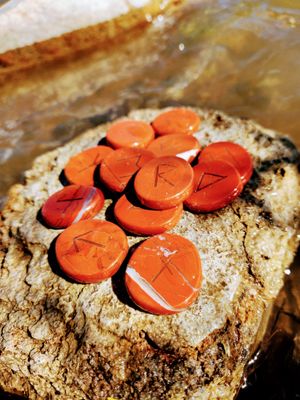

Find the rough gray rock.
xmin=0 ymin=107 xmax=299 ymax=399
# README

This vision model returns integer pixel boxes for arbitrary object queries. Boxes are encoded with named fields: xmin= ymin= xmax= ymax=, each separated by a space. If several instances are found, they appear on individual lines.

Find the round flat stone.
xmin=114 ymin=193 xmax=183 ymax=235
xmin=152 ymin=108 xmax=201 ymax=136
xmin=41 ymin=185 xmax=104 ymax=229
xmin=147 ymin=134 xmax=200 ymax=163
xmin=198 ymin=141 xmax=253 ymax=185
xmin=125 ymin=234 xmax=202 ymax=315
xmin=184 ymin=160 xmax=243 ymax=213
xmin=134 ymin=156 xmax=194 ymax=209
xmin=106 ymin=119 xmax=155 ymax=149
xmin=55 ymin=219 xmax=128 ymax=283
xmin=64 ymin=146 xmax=113 ymax=186
xmin=100 ymin=148 xmax=155 ymax=193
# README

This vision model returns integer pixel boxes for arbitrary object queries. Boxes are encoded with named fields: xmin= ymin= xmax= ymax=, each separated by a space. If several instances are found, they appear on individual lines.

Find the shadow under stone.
xmin=58 ymin=169 xmax=69 ymax=186
xmin=47 ymin=236 xmax=75 ymax=284
xmin=111 ymin=240 xmax=151 ymax=314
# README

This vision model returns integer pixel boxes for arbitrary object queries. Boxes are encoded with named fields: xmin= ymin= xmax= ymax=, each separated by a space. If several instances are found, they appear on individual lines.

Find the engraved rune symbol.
xmin=151 ymin=253 xmax=195 ymax=289
xmin=151 ymin=256 xmax=174 ymax=283
xmin=57 ymin=197 xmax=84 ymax=203
xmin=57 ymin=195 xmax=84 ymax=213
xmin=64 ymin=231 xmax=106 ymax=259
xmin=78 ymin=154 xmax=102 ymax=172
xmin=196 ymin=172 xmax=227 ymax=192
xmin=154 ymin=164 xmax=176 ymax=187
xmin=118 ymin=155 xmax=143 ymax=178
xmin=72 ymin=231 xmax=105 ymax=252
xmin=106 ymin=164 xmax=123 ymax=184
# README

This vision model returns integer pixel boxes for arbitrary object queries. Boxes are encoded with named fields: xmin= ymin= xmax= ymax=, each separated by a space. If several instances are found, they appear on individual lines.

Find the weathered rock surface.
xmin=0 ymin=108 xmax=299 ymax=399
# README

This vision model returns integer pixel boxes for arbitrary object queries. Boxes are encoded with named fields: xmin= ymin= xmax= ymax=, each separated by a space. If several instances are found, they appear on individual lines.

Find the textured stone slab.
xmin=0 ymin=107 xmax=299 ymax=399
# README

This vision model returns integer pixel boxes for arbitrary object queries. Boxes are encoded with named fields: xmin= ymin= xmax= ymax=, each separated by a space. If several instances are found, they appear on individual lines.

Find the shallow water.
xmin=0 ymin=0 xmax=300 ymax=203
xmin=0 ymin=0 xmax=299 ymax=398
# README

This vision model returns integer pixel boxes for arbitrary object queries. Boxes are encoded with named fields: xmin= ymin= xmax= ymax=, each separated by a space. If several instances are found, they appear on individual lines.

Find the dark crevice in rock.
xmin=258 ymin=157 xmax=295 ymax=173
xmin=229 ymin=205 xmax=264 ymax=288
xmin=259 ymin=211 xmax=273 ymax=227
xmin=279 ymin=137 xmax=300 ymax=161
xmin=253 ymin=131 xmax=275 ymax=146
xmin=213 ymin=113 xmax=232 ymax=129
xmin=257 ymin=138 xmax=300 ymax=174
xmin=240 ymin=190 xmax=264 ymax=209
xmin=0 ymin=247 xmax=8 ymax=270
xmin=279 ymin=168 xmax=286 ymax=177
xmin=239 ymin=171 xmax=277 ymax=227
xmin=142 ymin=331 xmax=161 ymax=351
xmin=243 ymin=169 xmax=261 ymax=192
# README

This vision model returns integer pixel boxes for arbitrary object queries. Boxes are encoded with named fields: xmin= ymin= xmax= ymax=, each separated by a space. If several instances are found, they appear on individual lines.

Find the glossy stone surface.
xmin=125 ymin=233 xmax=202 ymax=315
xmin=41 ymin=185 xmax=104 ymax=228
xmin=56 ymin=219 xmax=128 ymax=283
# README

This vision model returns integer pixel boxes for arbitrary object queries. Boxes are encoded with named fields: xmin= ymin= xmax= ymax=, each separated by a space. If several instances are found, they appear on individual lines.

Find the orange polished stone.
xmin=184 ymin=160 xmax=243 ymax=213
xmin=64 ymin=146 xmax=113 ymax=186
xmin=106 ymin=119 xmax=155 ymax=149
xmin=100 ymin=147 xmax=155 ymax=193
xmin=41 ymin=185 xmax=104 ymax=228
xmin=114 ymin=193 xmax=183 ymax=235
xmin=125 ymin=234 xmax=202 ymax=315
xmin=147 ymin=134 xmax=201 ymax=163
xmin=55 ymin=219 xmax=128 ymax=283
xmin=152 ymin=108 xmax=201 ymax=136
xmin=134 ymin=156 xmax=194 ymax=209
xmin=198 ymin=141 xmax=253 ymax=185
